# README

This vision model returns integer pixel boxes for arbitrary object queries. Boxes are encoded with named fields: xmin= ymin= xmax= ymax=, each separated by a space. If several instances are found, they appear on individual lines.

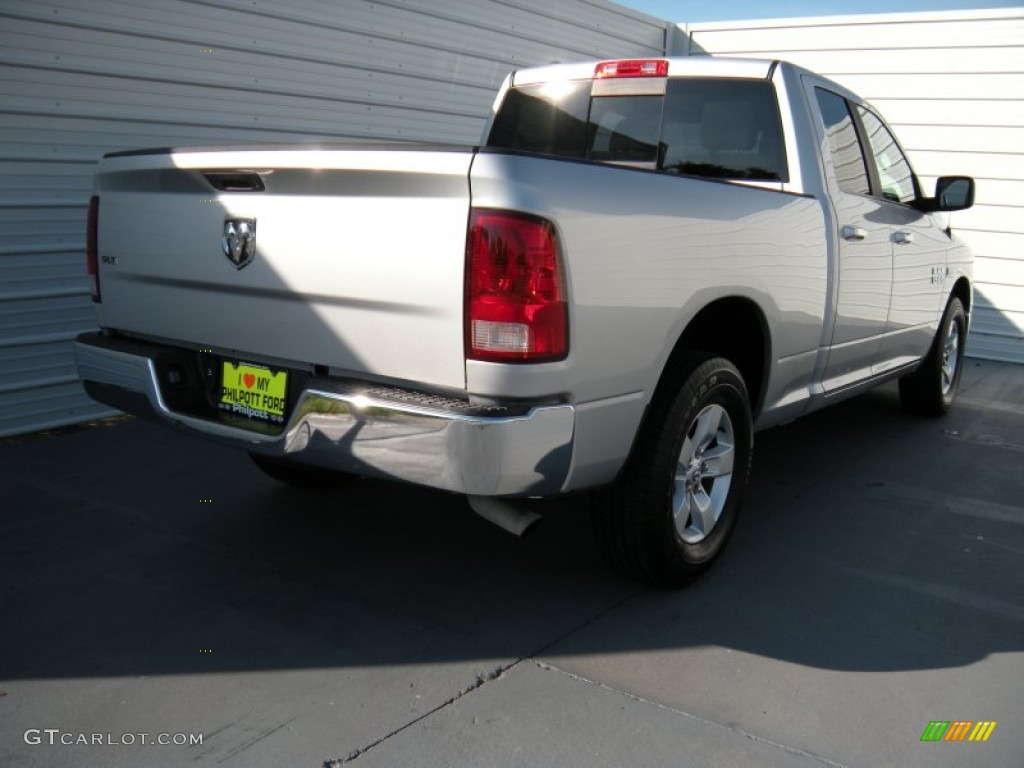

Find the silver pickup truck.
xmin=75 ymin=57 xmax=975 ymax=586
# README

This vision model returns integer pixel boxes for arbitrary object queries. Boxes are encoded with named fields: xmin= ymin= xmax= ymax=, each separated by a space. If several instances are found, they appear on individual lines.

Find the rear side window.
xmin=814 ymin=88 xmax=871 ymax=196
xmin=659 ymin=79 xmax=788 ymax=181
xmin=486 ymin=82 xmax=591 ymax=159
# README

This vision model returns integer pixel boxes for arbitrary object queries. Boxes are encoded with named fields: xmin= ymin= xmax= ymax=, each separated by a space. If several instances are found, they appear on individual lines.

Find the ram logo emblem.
xmin=222 ymin=218 xmax=256 ymax=269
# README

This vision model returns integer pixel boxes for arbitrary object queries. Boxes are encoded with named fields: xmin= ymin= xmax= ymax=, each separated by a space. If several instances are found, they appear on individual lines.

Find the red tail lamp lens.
xmin=466 ymin=210 xmax=568 ymax=362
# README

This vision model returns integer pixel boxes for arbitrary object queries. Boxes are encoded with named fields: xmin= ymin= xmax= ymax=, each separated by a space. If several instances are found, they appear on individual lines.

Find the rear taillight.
xmin=594 ymin=59 xmax=668 ymax=79
xmin=466 ymin=210 xmax=567 ymax=362
xmin=86 ymin=195 xmax=100 ymax=303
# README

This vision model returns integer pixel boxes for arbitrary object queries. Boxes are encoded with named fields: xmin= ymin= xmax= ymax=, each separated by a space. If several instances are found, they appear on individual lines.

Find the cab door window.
xmin=814 ymin=88 xmax=871 ymax=196
xmin=856 ymin=107 xmax=918 ymax=205
xmin=658 ymin=78 xmax=788 ymax=181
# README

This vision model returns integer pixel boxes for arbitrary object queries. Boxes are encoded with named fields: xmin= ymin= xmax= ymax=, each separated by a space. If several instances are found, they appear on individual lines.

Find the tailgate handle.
xmin=203 ymin=171 xmax=266 ymax=192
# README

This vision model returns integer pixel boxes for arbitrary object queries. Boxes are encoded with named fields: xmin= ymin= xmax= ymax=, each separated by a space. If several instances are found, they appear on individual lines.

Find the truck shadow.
xmin=1 ymin=367 xmax=1021 ymax=681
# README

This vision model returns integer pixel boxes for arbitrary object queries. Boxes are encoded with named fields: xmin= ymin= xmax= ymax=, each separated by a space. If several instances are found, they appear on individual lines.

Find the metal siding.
xmin=678 ymin=8 xmax=1024 ymax=364
xmin=0 ymin=0 xmax=666 ymax=436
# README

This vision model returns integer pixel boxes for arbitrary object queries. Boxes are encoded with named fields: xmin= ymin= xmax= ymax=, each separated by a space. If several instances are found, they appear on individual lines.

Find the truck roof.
xmin=511 ymin=57 xmax=779 ymax=87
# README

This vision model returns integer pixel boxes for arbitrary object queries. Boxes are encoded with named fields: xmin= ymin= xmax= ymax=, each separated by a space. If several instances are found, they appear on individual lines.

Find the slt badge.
xmin=222 ymin=218 xmax=256 ymax=269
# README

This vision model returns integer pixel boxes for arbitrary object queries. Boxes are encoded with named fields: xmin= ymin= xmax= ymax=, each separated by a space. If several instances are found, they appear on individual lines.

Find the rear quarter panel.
xmin=468 ymin=152 xmax=829 ymax=415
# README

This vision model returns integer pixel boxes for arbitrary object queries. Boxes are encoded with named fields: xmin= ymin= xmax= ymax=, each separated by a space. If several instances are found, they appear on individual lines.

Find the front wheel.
xmin=593 ymin=355 xmax=753 ymax=588
xmin=899 ymin=296 xmax=967 ymax=416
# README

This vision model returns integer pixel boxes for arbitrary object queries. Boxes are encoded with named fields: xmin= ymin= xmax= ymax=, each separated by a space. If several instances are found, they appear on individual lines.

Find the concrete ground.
xmin=1 ymin=359 xmax=1021 ymax=768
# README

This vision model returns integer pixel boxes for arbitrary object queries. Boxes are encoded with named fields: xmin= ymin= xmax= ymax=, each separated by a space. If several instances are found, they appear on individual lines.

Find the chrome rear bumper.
xmin=74 ymin=334 xmax=575 ymax=496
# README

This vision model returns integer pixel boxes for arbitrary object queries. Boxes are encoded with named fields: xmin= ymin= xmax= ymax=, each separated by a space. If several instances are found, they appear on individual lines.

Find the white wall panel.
xmin=909 ymin=150 xmax=1024 ymax=182
xmin=885 ymin=126 xmax=1023 ymax=156
xmin=824 ymin=73 xmax=1024 ymax=102
xmin=976 ymin=257 xmax=1024 ymax=288
xmin=953 ymin=205 xmax=1024 ymax=236
xmin=699 ymin=47 xmax=1023 ymax=76
xmin=0 ymin=0 xmax=666 ymax=436
xmin=871 ymin=99 xmax=1024 ymax=128
xmin=678 ymin=8 xmax=1024 ymax=364
xmin=685 ymin=14 xmax=1024 ymax=52
xmin=963 ymin=231 xmax=1024 ymax=260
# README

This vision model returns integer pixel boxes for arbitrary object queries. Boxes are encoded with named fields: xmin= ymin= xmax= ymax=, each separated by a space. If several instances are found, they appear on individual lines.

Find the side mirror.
xmin=931 ymin=176 xmax=975 ymax=212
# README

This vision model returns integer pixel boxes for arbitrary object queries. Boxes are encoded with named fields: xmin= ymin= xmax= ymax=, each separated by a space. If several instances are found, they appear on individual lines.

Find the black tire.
xmin=248 ymin=453 xmax=353 ymax=488
xmin=593 ymin=355 xmax=753 ymax=588
xmin=898 ymin=296 xmax=966 ymax=417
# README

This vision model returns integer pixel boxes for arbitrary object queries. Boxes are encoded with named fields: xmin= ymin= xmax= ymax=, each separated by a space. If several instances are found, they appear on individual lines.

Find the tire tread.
xmin=899 ymin=297 xmax=966 ymax=417
xmin=593 ymin=355 xmax=752 ymax=587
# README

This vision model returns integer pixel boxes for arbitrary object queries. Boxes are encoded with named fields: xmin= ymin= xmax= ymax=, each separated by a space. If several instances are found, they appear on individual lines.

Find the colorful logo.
xmin=921 ymin=721 xmax=997 ymax=742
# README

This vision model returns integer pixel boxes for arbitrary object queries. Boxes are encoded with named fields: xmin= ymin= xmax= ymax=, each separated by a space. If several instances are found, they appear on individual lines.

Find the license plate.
xmin=219 ymin=361 xmax=288 ymax=423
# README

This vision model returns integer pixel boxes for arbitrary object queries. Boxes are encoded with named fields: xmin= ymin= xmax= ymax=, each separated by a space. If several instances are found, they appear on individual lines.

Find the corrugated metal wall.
xmin=0 ymin=0 xmax=666 ymax=437
xmin=674 ymin=8 xmax=1024 ymax=363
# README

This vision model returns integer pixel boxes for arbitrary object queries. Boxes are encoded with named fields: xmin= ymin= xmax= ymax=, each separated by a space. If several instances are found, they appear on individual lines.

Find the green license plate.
xmin=220 ymin=361 xmax=288 ymax=423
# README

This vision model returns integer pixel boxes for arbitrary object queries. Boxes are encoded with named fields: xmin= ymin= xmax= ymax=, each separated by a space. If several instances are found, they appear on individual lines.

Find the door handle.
xmin=893 ymin=231 xmax=915 ymax=245
xmin=841 ymin=225 xmax=867 ymax=241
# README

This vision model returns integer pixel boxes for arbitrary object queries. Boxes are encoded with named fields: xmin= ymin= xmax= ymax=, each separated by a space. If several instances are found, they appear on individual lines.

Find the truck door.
xmin=810 ymin=85 xmax=893 ymax=391
xmin=853 ymin=106 xmax=947 ymax=373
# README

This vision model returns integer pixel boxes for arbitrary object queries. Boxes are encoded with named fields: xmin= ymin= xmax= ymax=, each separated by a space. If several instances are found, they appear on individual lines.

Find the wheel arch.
xmin=658 ymin=296 xmax=771 ymax=419
xmin=951 ymin=276 xmax=972 ymax=316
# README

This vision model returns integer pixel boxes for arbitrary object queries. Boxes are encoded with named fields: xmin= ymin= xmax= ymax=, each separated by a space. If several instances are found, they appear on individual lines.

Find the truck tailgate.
xmin=94 ymin=147 xmax=473 ymax=390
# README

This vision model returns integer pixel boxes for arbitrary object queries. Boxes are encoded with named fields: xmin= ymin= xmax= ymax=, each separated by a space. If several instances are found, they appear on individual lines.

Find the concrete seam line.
xmin=322 ymin=658 xmax=522 ymax=767
xmin=322 ymin=585 xmax=644 ymax=766
xmin=532 ymin=660 xmax=852 ymax=768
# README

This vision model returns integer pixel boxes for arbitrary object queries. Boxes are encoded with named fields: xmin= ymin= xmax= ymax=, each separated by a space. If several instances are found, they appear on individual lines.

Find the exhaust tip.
xmin=467 ymin=496 xmax=543 ymax=537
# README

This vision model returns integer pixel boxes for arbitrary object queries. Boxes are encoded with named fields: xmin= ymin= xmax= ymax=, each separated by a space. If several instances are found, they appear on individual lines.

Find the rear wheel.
xmin=593 ymin=355 xmax=753 ymax=588
xmin=248 ymin=453 xmax=352 ymax=488
xmin=899 ymin=296 xmax=966 ymax=416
